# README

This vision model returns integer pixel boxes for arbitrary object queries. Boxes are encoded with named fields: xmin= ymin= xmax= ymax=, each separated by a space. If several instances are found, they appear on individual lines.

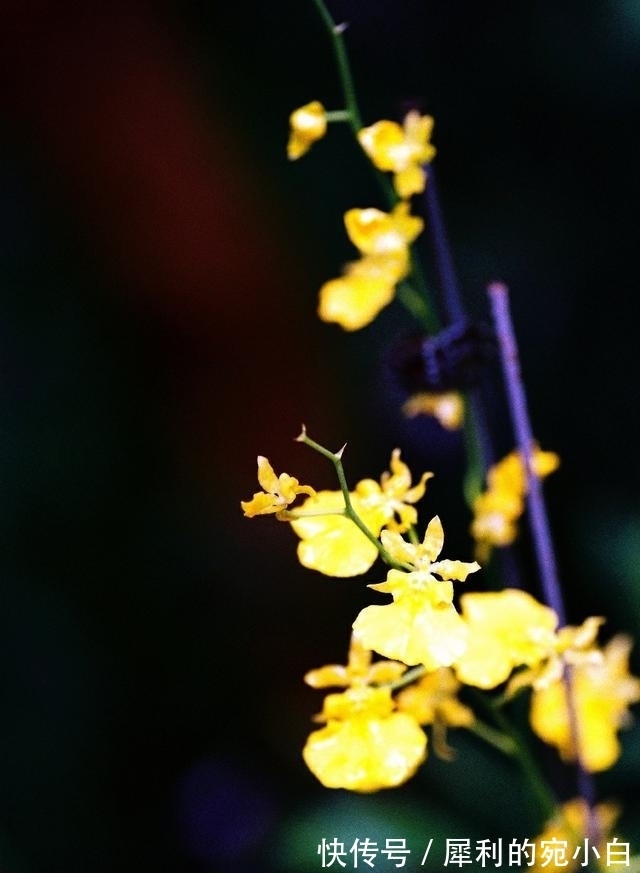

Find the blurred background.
xmin=1 ymin=1 xmax=639 ymax=870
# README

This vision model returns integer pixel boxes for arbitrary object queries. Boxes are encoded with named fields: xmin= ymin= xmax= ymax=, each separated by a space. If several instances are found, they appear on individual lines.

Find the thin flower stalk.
xmin=309 ymin=0 xmax=363 ymax=133
xmin=295 ymin=427 xmax=413 ymax=571
xmin=311 ymin=0 xmax=439 ymax=335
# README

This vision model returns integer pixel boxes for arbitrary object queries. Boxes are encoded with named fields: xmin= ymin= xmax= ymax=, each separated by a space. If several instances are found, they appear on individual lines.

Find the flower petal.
xmin=303 ymin=712 xmax=427 ymax=792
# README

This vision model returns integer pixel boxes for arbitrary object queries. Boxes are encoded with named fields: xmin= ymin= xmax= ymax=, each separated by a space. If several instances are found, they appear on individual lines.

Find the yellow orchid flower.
xmin=344 ymin=202 xmax=423 ymax=259
xmin=287 ymin=101 xmax=327 ymax=159
xmin=530 ymin=633 xmax=640 ymax=772
xmin=290 ymin=449 xmax=432 ymax=577
xmin=401 ymin=391 xmax=465 ymax=430
xmin=470 ymin=446 xmax=560 ymax=562
xmin=304 ymin=633 xmax=407 ymax=690
xmin=352 ymin=517 xmax=479 ymax=669
xmin=290 ymin=488 xmax=381 ymax=576
xmin=318 ymin=203 xmax=423 ymax=330
xmin=318 ymin=252 xmax=405 ymax=330
xmin=528 ymin=797 xmax=621 ymax=873
xmin=504 ymin=616 xmax=605 ymax=700
xmin=358 ymin=111 xmax=436 ymax=198
xmin=371 ymin=447 xmax=433 ymax=532
xmin=453 ymin=589 xmax=559 ymax=690
xmin=303 ymin=685 xmax=427 ymax=792
xmin=488 ymin=447 xmax=560 ymax=495
xmin=396 ymin=667 xmax=474 ymax=729
xmin=240 ymin=456 xmax=316 ymax=518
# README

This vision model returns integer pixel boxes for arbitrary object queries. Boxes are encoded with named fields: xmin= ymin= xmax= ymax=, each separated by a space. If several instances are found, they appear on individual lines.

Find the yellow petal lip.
xmin=290 ymin=489 xmax=380 ymax=577
xmin=352 ymin=515 xmax=477 ymax=668
xmin=290 ymin=452 xmax=433 ymax=577
xmin=303 ymin=687 xmax=427 ymax=792
xmin=353 ymin=596 xmax=468 ymax=670
xmin=454 ymin=589 xmax=558 ymax=690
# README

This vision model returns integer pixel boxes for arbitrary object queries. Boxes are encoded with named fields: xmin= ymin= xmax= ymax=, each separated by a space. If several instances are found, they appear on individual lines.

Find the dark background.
xmin=1 ymin=1 xmax=639 ymax=870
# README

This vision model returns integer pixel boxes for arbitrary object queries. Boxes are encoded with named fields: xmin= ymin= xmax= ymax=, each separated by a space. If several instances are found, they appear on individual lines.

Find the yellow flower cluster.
xmin=287 ymin=101 xmax=433 ymax=330
xmin=470 ymin=447 xmax=560 ymax=562
xmin=269 ymin=16 xmax=638 ymax=837
xmin=302 ymin=635 xmax=472 ymax=791
xmin=286 ymin=102 xmax=435 ymax=197
xmin=242 ymin=443 xmax=640 ymax=791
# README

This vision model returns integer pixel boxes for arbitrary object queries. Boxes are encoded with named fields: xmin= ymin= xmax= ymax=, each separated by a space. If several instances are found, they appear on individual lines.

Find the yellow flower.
xmin=318 ymin=203 xmax=423 ymax=331
xmin=396 ymin=667 xmax=474 ymax=760
xmin=318 ymin=253 xmax=405 ymax=331
xmin=530 ymin=633 xmax=640 ymax=772
xmin=453 ymin=589 xmax=559 ymax=690
xmin=358 ymin=111 xmax=436 ymax=198
xmin=488 ymin=447 xmax=560 ymax=495
xmin=396 ymin=667 xmax=474 ymax=728
xmin=394 ymin=662 xmax=475 ymax=727
xmin=289 ymin=489 xmax=379 ymax=576
xmin=290 ymin=449 xmax=432 ymax=577
xmin=470 ymin=446 xmax=560 ymax=562
xmin=367 ymin=448 xmax=433 ymax=532
xmin=352 ymin=517 xmax=479 ymax=669
xmin=344 ymin=202 xmax=424 ymax=259
xmin=241 ymin=456 xmax=316 ymax=518
xmin=305 ymin=633 xmax=407 ymax=690
xmin=528 ymin=798 xmax=621 ymax=873
xmin=469 ymin=491 xmax=521 ymax=563
xmin=303 ymin=685 xmax=427 ymax=792
xmin=401 ymin=391 xmax=465 ymax=430
xmin=504 ymin=616 xmax=605 ymax=699
xmin=287 ymin=101 xmax=327 ymax=159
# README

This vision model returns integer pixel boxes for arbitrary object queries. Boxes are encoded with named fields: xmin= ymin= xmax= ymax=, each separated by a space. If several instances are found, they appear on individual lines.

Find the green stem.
xmin=296 ymin=427 xmax=412 ymax=571
xmin=473 ymin=690 xmax=558 ymax=822
xmin=310 ymin=0 xmax=363 ymax=132
xmin=325 ymin=110 xmax=351 ymax=123
xmin=466 ymin=719 xmax=518 ymax=757
xmin=396 ymin=278 xmax=437 ymax=333
xmin=311 ymin=0 xmax=437 ymax=335
xmin=462 ymin=393 xmax=487 ymax=507
xmin=383 ymin=667 xmax=517 ymax=756
xmin=385 ymin=664 xmax=426 ymax=691
xmin=311 ymin=0 xmax=397 ymax=196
